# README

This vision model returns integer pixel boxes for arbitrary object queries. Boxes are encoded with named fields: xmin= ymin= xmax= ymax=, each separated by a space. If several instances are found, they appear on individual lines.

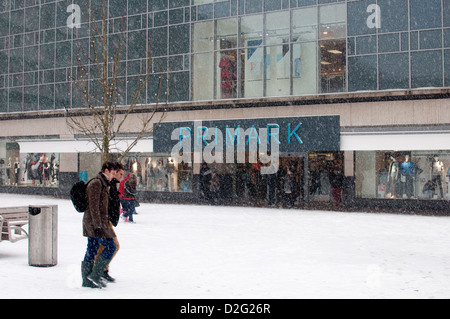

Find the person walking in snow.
xmin=121 ymin=173 xmax=138 ymax=223
xmin=94 ymin=161 xmax=124 ymax=283
xmin=118 ymin=172 xmax=130 ymax=221
xmin=81 ymin=161 xmax=117 ymax=288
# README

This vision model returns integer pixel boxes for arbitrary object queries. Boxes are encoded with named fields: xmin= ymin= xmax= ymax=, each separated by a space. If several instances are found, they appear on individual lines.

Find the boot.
xmin=102 ymin=270 xmax=115 ymax=283
xmin=81 ymin=261 xmax=98 ymax=288
xmin=87 ymin=255 xmax=111 ymax=288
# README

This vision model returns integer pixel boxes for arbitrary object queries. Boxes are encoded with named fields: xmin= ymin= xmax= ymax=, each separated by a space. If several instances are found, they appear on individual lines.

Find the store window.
xmin=240 ymin=15 xmax=263 ymax=98
xmin=216 ymin=18 xmax=238 ymax=99
xmin=122 ymin=154 xmax=193 ymax=193
xmin=192 ymin=21 xmax=214 ymax=101
xmin=265 ymin=11 xmax=290 ymax=97
xmin=291 ymin=6 xmax=318 ymax=95
xmin=217 ymin=49 xmax=238 ymax=98
xmin=193 ymin=52 xmax=213 ymax=100
xmin=21 ymin=153 xmax=60 ymax=187
xmin=292 ymin=42 xmax=317 ymax=95
xmin=0 ymin=141 xmax=60 ymax=187
xmin=319 ymin=4 xmax=346 ymax=93
xmin=309 ymin=152 xmax=343 ymax=201
xmin=355 ymin=151 xmax=450 ymax=200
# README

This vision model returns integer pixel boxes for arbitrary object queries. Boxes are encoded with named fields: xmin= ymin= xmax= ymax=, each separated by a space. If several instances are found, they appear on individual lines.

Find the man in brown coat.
xmin=81 ymin=161 xmax=117 ymax=288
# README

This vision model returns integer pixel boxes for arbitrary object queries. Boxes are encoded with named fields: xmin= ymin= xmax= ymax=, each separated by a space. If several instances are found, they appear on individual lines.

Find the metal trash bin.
xmin=28 ymin=205 xmax=58 ymax=267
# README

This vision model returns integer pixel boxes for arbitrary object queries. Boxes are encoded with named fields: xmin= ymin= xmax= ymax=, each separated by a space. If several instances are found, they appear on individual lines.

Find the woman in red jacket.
xmin=120 ymin=173 xmax=138 ymax=223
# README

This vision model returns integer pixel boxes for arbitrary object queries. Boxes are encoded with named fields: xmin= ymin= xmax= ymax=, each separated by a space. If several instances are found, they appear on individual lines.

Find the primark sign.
xmin=153 ymin=116 xmax=340 ymax=174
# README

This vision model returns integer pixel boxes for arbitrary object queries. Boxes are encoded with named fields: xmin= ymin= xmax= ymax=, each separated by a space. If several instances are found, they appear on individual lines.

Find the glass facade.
xmin=0 ymin=0 xmax=449 ymax=113
xmin=0 ymin=141 xmax=60 ymax=187
xmin=355 ymin=151 xmax=450 ymax=201
xmin=121 ymin=154 xmax=194 ymax=193
xmin=77 ymin=152 xmax=193 ymax=193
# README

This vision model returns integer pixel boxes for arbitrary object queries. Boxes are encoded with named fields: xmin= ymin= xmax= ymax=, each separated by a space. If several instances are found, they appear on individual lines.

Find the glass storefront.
xmin=319 ymin=3 xmax=346 ymax=93
xmin=291 ymin=6 xmax=317 ymax=95
xmin=122 ymin=154 xmax=194 ymax=193
xmin=0 ymin=141 xmax=59 ymax=187
xmin=309 ymin=152 xmax=344 ymax=201
xmin=77 ymin=152 xmax=194 ymax=193
xmin=355 ymin=151 xmax=450 ymax=200
xmin=21 ymin=153 xmax=60 ymax=187
xmin=191 ymin=2 xmax=347 ymax=100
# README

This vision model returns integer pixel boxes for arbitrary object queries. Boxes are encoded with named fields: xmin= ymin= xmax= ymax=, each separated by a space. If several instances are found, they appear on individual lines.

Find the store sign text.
xmin=171 ymin=121 xmax=287 ymax=174
xmin=153 ymin=116 xmax=340 ymax=175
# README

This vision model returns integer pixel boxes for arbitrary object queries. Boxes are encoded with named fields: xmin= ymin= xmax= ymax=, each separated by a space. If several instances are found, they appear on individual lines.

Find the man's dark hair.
xmin=114 ymin=162 xmax=124 ymax=171
xmin=101 ymin=161 xmax=116 ymax=172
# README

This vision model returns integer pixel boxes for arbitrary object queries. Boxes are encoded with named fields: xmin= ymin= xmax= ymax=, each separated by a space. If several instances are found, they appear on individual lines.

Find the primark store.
xmin=1 ymin=0 xmax=450 ymax=211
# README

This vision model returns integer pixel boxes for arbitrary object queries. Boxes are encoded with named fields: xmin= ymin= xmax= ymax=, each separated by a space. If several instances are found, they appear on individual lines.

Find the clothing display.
xmin=400 ymin=156 xmax=415 ymax=198
xmin=219 ymin=57 xmax=237 ymax=99
xmin=431 ymin=157 xmax=445 ymax=199
xmin=385 ymin=157 xmax=399 ymax=198
xmin=400 ymin=160 xmax=415 ymax=176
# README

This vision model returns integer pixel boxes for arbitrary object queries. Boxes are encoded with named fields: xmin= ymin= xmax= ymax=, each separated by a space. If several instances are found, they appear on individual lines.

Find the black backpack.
xmin=70 ymin=178 xmax=99 ymax=213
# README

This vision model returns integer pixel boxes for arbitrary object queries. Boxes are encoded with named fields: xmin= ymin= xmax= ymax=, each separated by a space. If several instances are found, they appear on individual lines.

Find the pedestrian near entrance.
xmin=283 ymin=168 xmax=295 ymax=207
xmin=329 ymin=167 xmax=344 ymax=207
xmin=209 ymin=170 xmax=220 ymax=205
xmin=267 ymin=168 xmax=277 ymax=206
xmin=81 ymin=161 xmax=117 ymax=288
xmin=200 ymin=162 xmax=211 ymax=201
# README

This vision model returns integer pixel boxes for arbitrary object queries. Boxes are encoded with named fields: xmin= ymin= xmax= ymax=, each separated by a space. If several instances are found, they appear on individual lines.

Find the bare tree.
xmin=65 ymin=0 xmax=166 ymax=162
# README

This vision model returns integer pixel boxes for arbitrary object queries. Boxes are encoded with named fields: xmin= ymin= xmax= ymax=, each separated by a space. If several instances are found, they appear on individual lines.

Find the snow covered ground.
xmin=1 ymin=193 xmax=450 ymax=299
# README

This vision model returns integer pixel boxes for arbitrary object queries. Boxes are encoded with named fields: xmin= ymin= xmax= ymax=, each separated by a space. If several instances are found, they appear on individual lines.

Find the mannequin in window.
xmin=43 ymin=157 xmax=52 ymax=186
xmin=431 ymin=155 xmax=444 ymax=199
xmin=385 ymin=156 xmax=399 ymax=198
xmin=219 ymin=52 xmax=237 ymax=99
xmin=53 ymin=158 xmax=59 ymax=184
xmin=7 ymin=158 xmax=11 ymax=185
xmin=14 ymin=157 xmax=20 ymax=186
xmin=400 ymin=155 xmax=415 ymax=199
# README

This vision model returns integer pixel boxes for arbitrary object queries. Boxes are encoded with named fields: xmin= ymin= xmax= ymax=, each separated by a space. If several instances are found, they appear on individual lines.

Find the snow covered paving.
xmin=1 ymin=193 xmax=450 ymax=299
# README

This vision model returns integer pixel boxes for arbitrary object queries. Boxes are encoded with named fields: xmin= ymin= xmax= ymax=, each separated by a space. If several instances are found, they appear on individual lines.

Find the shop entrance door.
xmin=278 ymin=152 xmax=344 ymax=205
xmin=278 ymin=153 xmax=309 ymax=205
xmin=308 ymin=152 xmax=344 ymax=202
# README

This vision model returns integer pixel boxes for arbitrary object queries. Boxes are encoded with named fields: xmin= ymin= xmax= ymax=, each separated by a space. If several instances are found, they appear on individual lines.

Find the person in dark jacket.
xmin=109 ymin=162 xmax=124 ymax=227
xmin=329 ymin=168 xmax=344 ymax=207
xmin=209 ymin=170 xmax=220 ymax=205
xmin=200 ymin=162 xmax=211 ymax=201
xmin=94 ymin=161 xmax=124 ymax=283
xmin=283 ymin=167 xmax=295 ymax=207
xmin=81 ymin=161 xmax=117 ymax=288
xmin=120 ymin=173 xmax=138 ymax=223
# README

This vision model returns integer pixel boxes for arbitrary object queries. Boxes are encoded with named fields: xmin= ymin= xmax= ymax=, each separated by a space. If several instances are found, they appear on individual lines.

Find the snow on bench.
xmin=0 ymin=207 xmax=29 ymax=243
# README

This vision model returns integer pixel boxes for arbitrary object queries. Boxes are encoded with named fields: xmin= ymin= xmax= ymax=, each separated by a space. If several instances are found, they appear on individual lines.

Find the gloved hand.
xmin=94 ymin=228 xmax=103 ymax=237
